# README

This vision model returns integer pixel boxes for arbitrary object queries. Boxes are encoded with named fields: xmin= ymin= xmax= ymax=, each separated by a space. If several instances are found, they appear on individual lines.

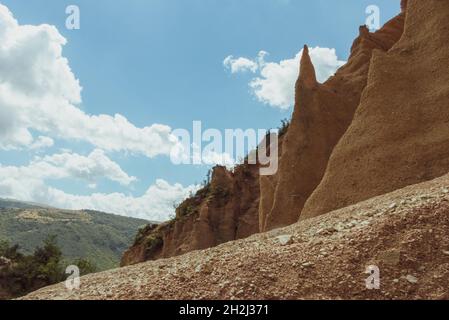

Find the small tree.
xmin=0 ymin=240 xmax=22 ymax=261
xmin=33 ymin=235 xmax=64 ymax=284
xmin=33 ymin=235 xmax=62 ymax=264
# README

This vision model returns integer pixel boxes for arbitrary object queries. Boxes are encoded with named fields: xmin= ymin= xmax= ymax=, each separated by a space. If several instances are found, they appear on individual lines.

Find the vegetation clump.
xmin=133 ymin=223 xmax=159 ymax=245
xmin=0 ymin=236 xmax=96 ymax=299
xmin=144 ymin=235 xmax=163 ymax=258
xmin=278 ymin=118 xmax=290 ymax=137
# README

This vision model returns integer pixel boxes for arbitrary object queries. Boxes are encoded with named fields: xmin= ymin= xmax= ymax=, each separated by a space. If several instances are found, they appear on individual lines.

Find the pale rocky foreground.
xmin=23 ymin=173 xmax=449 ymax=300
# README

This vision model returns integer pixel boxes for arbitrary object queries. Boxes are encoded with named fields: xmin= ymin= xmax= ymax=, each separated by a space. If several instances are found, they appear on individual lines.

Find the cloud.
xmin=39 ymin=149 xmax=137 ymax=185
xmin=0 ymin=4 xmax=204 ymax=221
xmin=30 ymin=136 xmax=54 ymax=150
xmin=0 ymin=175 xmax=197 ymax=221
xmin=224 ymin=47 xmax=346 ymax=109
xmin=0 ymin=4 xmax=179 ymax=157
xmin=223 ymin=56 xmax=258 ymax=73
xmin=0 ymin=150 xmax=198 ymax=220
xmin=0 ymin=149 xmax=136 ymax=186
xmin=201 ymin=150 xmax=235 ymax=167
xmin=44 ymin=180 xmax=198 ymax=221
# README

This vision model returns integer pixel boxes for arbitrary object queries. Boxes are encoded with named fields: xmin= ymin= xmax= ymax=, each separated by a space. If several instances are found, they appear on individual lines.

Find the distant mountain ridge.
xmin=0 ymin=199 xmax=149 ymax=270
xmin=0 ymin=198 xmax=53 ymax=210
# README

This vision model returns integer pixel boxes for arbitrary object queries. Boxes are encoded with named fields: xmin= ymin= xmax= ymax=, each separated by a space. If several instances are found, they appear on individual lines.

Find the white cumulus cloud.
xmin=223 ymin=56 xmax=258 ymax=73
xmin=201 ymin=150 xmax=235 ymax=167
xmin=0 ymin=149 xmax=136 ymax=187
xmin=44 ymin=180 xmax=199 ymax=221
xmin=0 ymin=4 xmax=203 ymax=221
xmin=224 ymin=47 xmax=346 ymax=109
xmin=30 ymin=136 xmax=55 ymax=150
xmin=0 ymin=151 xmax=198 ymax=220
xmin=0 ymin=4 xmax=179 ymax=157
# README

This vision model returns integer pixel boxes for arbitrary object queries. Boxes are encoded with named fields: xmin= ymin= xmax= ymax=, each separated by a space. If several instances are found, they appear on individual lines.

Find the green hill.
xmin=0 ymin=199 xmax=150 ymax=271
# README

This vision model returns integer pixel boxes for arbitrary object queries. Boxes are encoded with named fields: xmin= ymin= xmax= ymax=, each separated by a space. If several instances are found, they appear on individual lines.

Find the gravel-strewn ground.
xmin=22 ymin=173 xmax=449 ymax=300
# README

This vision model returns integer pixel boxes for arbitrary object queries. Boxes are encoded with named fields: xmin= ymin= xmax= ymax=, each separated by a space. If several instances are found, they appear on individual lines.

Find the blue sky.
xmin=0 ymin=0 xmax=400 ymax=220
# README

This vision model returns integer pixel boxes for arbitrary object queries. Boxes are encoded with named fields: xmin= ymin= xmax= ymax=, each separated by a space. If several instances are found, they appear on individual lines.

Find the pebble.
xmin=195 ymin=264 xmax=212 ymax=274
xmin=276 ymin=235 xmax=293 ymax=246
xmin=309 ymin=239 xmax=323 ymax=246
xmin=405 ymin=275 xmax=418 ymax=284
xmin=302 ymin=262 xmax=314 ymax=268
xmin=364 ymin=211 xmax=375 ymax=217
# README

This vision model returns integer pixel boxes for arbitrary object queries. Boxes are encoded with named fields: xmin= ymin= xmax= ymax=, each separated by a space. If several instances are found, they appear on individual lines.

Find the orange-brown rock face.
xmin=259 ymin=13 xmax=405 ymax=231
xmin=301 ymin=0 xmax=449 ymax=219
xmin=123 ymin=1 xmax=410 ymax=264
xmin=121 ymin=164 xmax=261 ymax=266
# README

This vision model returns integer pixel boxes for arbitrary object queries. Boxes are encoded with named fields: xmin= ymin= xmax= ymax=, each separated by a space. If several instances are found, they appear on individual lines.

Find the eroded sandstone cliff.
xmin=260 ymin=10 xmax=405 ymax=231
xmin=122 ymin=163 xmax=262 ymax=265
xmin=301 ymin=0 xmax=449 ymax=219
xmin=123 ymin=0 xmax=449 ymax=266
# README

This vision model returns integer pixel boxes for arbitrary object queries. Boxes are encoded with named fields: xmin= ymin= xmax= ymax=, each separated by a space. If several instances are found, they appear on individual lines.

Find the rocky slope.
xmin=22 ymin=172 xmax=449 ymax=300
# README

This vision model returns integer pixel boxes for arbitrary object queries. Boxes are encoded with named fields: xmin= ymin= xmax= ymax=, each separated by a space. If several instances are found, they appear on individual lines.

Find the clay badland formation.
xmin=24 ymin=0 xmax=449 ymax=299
xmin=122 ymin=0 xmax=408 ymax=264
